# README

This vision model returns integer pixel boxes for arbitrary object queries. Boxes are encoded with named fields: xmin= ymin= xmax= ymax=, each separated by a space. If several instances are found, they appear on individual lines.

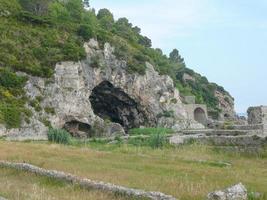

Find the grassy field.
xmin=0 ymin=167 xmax=132 ymax=200
xmin=0 ymin=140 xmax=266 ymax=200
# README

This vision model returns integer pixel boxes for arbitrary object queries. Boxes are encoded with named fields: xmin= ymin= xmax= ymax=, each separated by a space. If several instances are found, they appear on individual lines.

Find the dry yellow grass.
xmin=0 ymin=167 xmax=130 ymax=200
xmin=0 ymin=141 xmax=266 ymax=200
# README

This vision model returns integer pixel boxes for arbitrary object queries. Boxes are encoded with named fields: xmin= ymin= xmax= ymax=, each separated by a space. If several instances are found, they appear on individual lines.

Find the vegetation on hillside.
xmin=0 ymin=0 xmax=232 ymax=128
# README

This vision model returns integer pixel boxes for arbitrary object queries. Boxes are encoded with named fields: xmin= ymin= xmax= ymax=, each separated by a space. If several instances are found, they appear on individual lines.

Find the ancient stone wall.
xmin=184 ymin=104 xmax=207 ymax=127
xmin=248 ymin=107 xmax=263 ymax=125
xmin=247 ymin=106 xmax=267 ymax=135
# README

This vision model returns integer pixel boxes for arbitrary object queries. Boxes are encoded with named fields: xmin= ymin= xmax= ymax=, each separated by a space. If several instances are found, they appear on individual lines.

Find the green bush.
xmin=0 ymin=69 xmax=28 ymax=128
xmin=129 ymin=127 xmax=173 ymax=136
xmin=0 ymin=0 xmax=21 ymax=16
xmin=44 ymin=106 xmax=55 ymax=115
xmin=127 ymin=133 xmax=168 ymax=149
xmin=29 ymin=99 xmax=42 ymax=112
xmin=128 ymin=137 xmax=148 ymax=146
xmin=223 ymin=121 xmax=235 ymax=130
xmin=78 ymin=24 xmax=94 ymax=41
xmin=48 ymin=128 xmax=71 ymax=145
xmin=0 ymin=68 xmax=27 ymax=89
xmin=0 ymin=103 xmax=22 ymax=128
xmin=156 ymin=111 xmax=174 ymax=118
xmin=148 ymin=132 xmax=168 ymax=149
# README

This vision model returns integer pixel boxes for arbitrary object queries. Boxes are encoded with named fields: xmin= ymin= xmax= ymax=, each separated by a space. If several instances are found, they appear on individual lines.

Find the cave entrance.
xmin=89 ymin=81 xmax=146 ymax=130
xmin=224 ymin=113 xmax=230 ymax=119
xmin=194 ymin=107 xmax=207 ymax=126
xmin=64 ymin=120 xmax=92 ymax=138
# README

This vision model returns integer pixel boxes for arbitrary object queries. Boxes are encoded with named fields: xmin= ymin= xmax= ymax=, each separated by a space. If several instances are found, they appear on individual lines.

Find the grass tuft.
xmin=47 ymin=128 xmax=71 ymax=145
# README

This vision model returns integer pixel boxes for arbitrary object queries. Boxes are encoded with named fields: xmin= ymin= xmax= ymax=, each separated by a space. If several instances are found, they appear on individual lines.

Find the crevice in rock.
xmin=89 ymin=81 xmax=146 ymax=130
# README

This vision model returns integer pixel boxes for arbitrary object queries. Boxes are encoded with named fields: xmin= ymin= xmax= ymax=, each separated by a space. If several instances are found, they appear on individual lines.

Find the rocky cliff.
xmin=1 ymin=40 xmax=203 ymax=140
xmin=215 ymin=90 xmax=236 ymax=120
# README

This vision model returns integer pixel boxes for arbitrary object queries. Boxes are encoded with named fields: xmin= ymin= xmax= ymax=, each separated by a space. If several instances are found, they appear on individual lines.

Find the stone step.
xmin=170 ymin=134 xmax=267 ymax=147
xmin=232 ymin=124 xmax=263 ymax=130
xmin=182 ymin=129 xmax=250 ymax=136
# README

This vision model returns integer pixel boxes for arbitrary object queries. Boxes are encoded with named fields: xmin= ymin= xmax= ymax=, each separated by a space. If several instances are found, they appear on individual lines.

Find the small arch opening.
xmin=194 ymin=107 xmax=207 ymax=126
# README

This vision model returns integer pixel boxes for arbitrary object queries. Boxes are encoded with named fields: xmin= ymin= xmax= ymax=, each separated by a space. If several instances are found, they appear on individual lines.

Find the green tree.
xmin=169 ymin=49 xmax=185 ymax=64
xmin=83 ymin=0 xmax=90 ymax=8
xmin=138 ymin=36 xmax=152 ymax=48
xmin=97 ymin=8 xmax=114 ymax=30
xmin=48 ymin=1 xmax=70 ymax=22
xmin=19 ymin=0 xmax=52 ymax=15
xmin=65 ymin=0 xmax=83 ymax=22
xmin=78 ymin=24 xmax=94 ymax=41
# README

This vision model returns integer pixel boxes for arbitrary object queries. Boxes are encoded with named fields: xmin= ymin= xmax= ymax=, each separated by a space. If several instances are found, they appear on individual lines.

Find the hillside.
xmin=0 ymin=0 xmax=234 ymax=129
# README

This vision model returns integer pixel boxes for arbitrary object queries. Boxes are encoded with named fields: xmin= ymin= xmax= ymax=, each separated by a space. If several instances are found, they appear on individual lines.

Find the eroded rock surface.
xmin=215 ymin=90 xmax=236 ymax=121
xmin=2 ymin=39 xmax=198 ymax=140
xmin=207 ymin=183 xmax=247 ymax=200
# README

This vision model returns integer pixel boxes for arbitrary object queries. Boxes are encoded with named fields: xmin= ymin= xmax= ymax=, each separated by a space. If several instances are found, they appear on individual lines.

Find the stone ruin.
xmin=247 ymin=106 xmax=267 ymax=135
xmin=170 ymin=105 xmax=267 ymax=149
xmin=184 ymin=96 xmax=208 ymax=127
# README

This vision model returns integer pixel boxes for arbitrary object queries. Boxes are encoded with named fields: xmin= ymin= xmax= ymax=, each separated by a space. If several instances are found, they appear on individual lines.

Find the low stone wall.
xmin=0 ymin=161 xmax=176 ymax=200
xmin=170 ymin=134 xmax=267 ymax=147
xmin=231 ymin=124 xmax=263 ymax=131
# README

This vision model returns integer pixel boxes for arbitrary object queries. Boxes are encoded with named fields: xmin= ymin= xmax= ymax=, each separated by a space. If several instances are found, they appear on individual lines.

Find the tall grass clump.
xmin=48 ymin=128 xmax=71 ymax=145
xmin=129 ymin=127 xmax=173 ymax=136
xmin=148 ymin=132 xmax=168 ymax=149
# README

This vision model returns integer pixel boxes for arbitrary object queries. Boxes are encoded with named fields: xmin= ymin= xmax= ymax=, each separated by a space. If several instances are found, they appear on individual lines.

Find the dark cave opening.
xmin=89 ymin=81 xmax=146 ymax=130
xmin=64 ymin=120 xmax=92 ymax=138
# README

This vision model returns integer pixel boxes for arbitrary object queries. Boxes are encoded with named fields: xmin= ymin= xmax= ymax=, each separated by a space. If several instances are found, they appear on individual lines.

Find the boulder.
xmin=207 ymin=183 xmax=247 ymax=200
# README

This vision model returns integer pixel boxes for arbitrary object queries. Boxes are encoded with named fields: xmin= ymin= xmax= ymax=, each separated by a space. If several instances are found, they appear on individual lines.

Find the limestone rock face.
xmin=3 ymin=39 xmax=197 ymax=140
xmin=215 ymin=90 xmax=236 ymax=120
xmin=207 ymin=183 xmax=247 ymax=200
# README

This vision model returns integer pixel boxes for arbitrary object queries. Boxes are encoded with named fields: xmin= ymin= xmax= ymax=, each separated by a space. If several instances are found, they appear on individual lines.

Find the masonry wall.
xmin=247 ymin=107 xmax=263 ymax=125
xmin=185 ymin=104 xmax=208 ymax=124
xmin=247 ymin=106 xmax=267 ymax=135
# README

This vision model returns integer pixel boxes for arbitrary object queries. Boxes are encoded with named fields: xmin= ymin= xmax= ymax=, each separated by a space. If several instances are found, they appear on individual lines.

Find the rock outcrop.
xmin=207 ymin=183 xmax=247 ymax=200
xmin=215 ymin=90 xmax=236 ymax=120
xmin=1 ymin=39 xmax=201 ymax=140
